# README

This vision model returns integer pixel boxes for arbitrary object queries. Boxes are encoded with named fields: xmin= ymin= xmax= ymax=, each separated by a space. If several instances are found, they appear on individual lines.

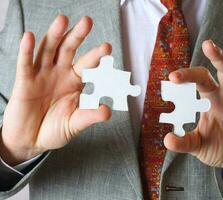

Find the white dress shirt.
xmin=0 ymin=0 xmax=207 ymax=172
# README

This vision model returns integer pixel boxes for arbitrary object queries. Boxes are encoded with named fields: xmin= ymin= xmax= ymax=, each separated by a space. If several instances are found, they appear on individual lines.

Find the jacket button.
xmin=165 ymin=185 xmax=184 ymax=192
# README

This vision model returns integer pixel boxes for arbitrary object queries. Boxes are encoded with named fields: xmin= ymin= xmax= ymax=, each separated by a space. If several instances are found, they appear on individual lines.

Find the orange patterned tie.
xmin=139 ymin=0 xmax=191 ymax=199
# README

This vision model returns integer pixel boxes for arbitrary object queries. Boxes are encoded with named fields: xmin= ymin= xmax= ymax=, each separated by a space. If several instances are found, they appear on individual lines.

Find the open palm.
xmin=1 ymin=15 xmax=111 ymax=165
xmin=165 ymin=40 xmax=223 ymax=167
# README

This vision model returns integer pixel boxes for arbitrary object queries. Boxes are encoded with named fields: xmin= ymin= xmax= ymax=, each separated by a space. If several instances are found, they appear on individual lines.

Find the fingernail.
xmin=173 ymin=71 xmax=182 ymax=79
xmin=52 ymin=15 xmax=68 ymax=37
xmin=212 ymin=42 xmax=223 ymax=56
xmin=73 ymin=17 xmax=90 ymax=36
xmin=210 ymin=40 xmax=219 ymax=51
xmin=99 ymin=43 xmax=112 ymax=55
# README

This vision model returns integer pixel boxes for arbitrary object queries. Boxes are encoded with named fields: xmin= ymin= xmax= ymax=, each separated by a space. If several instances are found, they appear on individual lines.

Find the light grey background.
xmin=1 ymin=0 xmax=29 ymax=199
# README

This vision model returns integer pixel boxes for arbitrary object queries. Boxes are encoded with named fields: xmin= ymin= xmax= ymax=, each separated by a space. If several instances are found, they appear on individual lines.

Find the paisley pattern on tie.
xmin=139 ymin=0 xmax=191 ymax=199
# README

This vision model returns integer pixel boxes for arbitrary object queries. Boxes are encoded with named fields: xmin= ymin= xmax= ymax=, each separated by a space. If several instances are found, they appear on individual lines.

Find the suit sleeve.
xmin=0 ymin=128 xmax=50 ymax=199
xmin=0 ymin=151 xmax=50 ymax=199
xmin=215 ymin=168 xmax=223 ymax=197
xmin=0 ymin=85 xmax=52 ymax=196
xmin=0 ymin=94 xmax=50 ymax=199
xmin=0 ymin=155 xmax=23 ymax=192
xmin=0 ymin=151 xmax=43 ymax=188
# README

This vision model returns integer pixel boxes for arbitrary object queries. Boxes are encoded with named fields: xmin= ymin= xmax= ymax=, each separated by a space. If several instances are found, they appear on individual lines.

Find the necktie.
xmin=139 ymin=0 xmax=191 ymax=199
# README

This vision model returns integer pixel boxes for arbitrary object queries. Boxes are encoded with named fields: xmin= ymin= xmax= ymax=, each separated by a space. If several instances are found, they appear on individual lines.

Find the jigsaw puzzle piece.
xmin=192 ymin=99 xmax=210 ymax=113
xmin=125 ymin=82 xmax=141 ymax=97
xmin=79 ymin=94 xmax=100 ymax=109
xmin=81 ymin=69 xmax=97 ymax=83
xmin=80 ymin=93 xmax=131 ymax=111
xmin=79 ymin=56 xmax=141 ymax=111
xmin=160 ymin=81 xmax=211 ymax=137
xmin=160 ymin=112 xmax=187 ymax=137
xmin=113 ymin=96 xmax=128 ymax=111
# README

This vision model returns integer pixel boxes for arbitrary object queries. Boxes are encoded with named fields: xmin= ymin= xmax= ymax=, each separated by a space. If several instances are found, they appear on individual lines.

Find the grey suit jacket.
xmin=0 ymin=0 xmax=223 ymax=199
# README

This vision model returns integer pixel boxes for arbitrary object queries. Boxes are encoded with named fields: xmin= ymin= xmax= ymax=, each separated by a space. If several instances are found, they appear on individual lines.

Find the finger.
xmin=70 ymin=104 xmax=112 ymax=135
xmin=56 ymin=16 xmax=93 ymax=67
xmin=202 ymin=40 xmax=223 ymax=85
xmin=169 ymin=67 xmax=218 ymax=93
xmin=202 ymin=40 xmax=223 ymax=72
xmin=73 ymin=43 xmax=112 ymax=77
xmin=17 ymin=32 xmax=35 ymax=79
xmin=164 ymin=131 xmax=201 ymax=157
xmin=35 ymin=15 xmax=69 ymax=69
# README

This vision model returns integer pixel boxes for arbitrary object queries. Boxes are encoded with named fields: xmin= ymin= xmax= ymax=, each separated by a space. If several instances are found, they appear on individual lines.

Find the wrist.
xmin=0 ymin=129 xmax=43 ymax=166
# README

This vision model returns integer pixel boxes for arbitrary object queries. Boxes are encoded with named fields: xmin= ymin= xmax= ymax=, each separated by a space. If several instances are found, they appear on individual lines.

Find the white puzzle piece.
xmin=159 ymin=81 xmax=211 ymax=137
xmin=79 ymin=56 xmax=141 ymax=111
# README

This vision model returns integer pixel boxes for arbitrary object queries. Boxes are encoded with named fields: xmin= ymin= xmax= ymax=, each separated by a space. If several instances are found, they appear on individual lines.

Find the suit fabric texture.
xmin=0 ymin=0 xmax=223 ymax=199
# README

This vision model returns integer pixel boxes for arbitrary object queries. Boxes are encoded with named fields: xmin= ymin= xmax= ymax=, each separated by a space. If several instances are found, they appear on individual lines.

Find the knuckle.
xmin=74 ymin=33 xmax=85 ymax=41
xmin=178 ymin=68 xmax=190 ymax=79
xmin=71 ymin=30 xmax=86 ymax=43
xmin=41 ymin=36 xmax=55 ymax=54
xmin=43 ymin=45 xmax=54 ymax=54
xmin=204 ymin=69 xmax=211 ymax=77
xmin=200 ymin=67 xmax=210 ymax=76
xmin=61 ymin=43 xmax=76 ymax=52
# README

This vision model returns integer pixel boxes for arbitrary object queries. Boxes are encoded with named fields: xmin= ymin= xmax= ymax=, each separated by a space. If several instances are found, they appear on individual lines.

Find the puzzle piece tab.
xmin=79 ymin=56 xmax=141 ymax=111
xmin=159 ymin=81 xmax=211 ymax=137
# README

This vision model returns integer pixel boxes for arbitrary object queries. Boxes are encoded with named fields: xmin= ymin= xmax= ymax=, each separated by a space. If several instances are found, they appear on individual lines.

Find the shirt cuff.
xmin=0 ymin=154 xmax=42 ymax=175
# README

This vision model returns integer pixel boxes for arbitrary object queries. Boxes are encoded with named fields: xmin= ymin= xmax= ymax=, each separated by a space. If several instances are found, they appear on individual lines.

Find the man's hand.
xmin=0 ymin=15 xmax=112 ymax=165
xmin=164 ymin=40 xmax=223 ymax=168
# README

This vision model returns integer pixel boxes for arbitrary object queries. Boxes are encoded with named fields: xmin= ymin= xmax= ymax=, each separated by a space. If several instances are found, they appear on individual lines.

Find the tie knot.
xmin=161 ymin=0 xmax=182 ymax=10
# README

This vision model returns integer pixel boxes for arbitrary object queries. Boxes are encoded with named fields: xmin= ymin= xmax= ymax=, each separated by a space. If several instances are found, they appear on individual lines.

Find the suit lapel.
xmin=191 ymin=0 xmax=223 ymax=75
xmin=162 ymin=0 xmax=223 ymax=174
xmin=110 ymin=0 xmax=143 ymax=196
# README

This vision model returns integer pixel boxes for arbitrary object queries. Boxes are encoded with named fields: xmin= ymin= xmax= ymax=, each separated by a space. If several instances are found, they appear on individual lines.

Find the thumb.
xmin=164 ymin=131 xmax=201 ymax=157
xmin=69 ymin=104 xmax=112 ymax=135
